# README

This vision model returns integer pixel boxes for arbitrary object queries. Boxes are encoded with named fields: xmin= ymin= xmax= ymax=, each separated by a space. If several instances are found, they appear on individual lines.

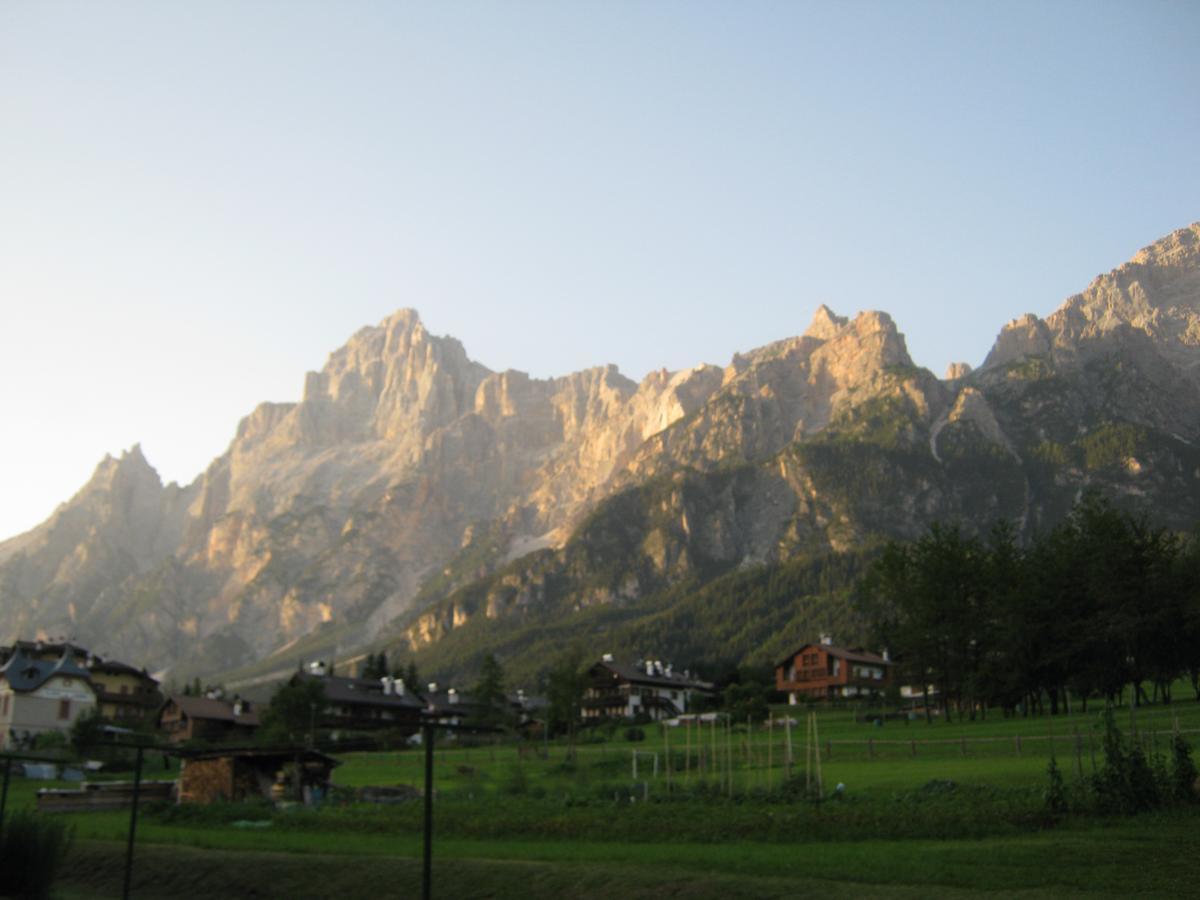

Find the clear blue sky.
xmin=1 ymin=1 xmax=1197 ymax=540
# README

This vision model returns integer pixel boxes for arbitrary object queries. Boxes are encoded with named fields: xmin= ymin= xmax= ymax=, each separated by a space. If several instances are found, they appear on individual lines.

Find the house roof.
xmin=0 ymin=648 xmax=94 ymax=693
xmin=3 ymin=640 xmax=82 ymax=661
xmin=423 ymin=687 xmax=482 ymax=716
xmin=1 ymin=640 xmax=157 ymax=685
xmin=590 ymin=659 xmax=714 ymax=692
xmin=164 ymin=694 xmax=261 ymax=727
xmin=88 ymin=658 xmax=157 ymax=681
xmin=776 ymin=643 xmax=892 ymax=669
xmin=294 ymin=672 xmax=426 ymax=711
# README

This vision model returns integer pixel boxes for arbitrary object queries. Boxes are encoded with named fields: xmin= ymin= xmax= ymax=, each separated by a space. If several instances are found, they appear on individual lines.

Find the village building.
xmin=157 ymin=693 xmax=261 ymax=744
xmin=291 ymin=665 xmax=426 ymax=733
xmin=86 ymin=658 xmax=162 ymax=725
xmin=582 ymin=655 xmax=714 ymax=721
xmin=177 ymin=747 xmax=339 ymax=805
xmin=421 ymin=683 xmax=482 ymax=727
xmin=0 ymin=640 xmax=162 ymax=726
xmin=775 ymin=637 xmax=893 ymax=703
xmin=0 ymin=647 xmax=97 ymax=749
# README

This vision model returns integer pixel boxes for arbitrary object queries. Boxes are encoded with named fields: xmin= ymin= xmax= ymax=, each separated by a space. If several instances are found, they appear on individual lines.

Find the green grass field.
xmin=5 ymin=700 xmax=1199 ymax=898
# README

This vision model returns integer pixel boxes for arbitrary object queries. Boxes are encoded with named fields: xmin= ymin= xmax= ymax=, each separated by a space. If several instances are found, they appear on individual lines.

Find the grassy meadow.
xmin=6 ymin=700 xmax=1200 ymax=898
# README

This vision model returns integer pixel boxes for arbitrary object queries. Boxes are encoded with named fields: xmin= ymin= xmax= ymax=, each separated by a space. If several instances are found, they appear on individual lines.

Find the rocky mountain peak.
xmin=981 ymin=223 xmax=1200 ymax=373
xmin=981 ymin=314 xmax=1053 ymax=370
xmin=945 ymin=362 xmax=972 ymax=381
xmin=805 ymin=304 xmax=849 ymax=340
xmin=814 ymin=310 xmax=914 ymax=375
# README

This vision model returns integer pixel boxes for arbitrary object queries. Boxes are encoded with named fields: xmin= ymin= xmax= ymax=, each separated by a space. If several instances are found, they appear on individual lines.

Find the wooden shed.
xmin=178 ymin=748 xmax=339 ymax=805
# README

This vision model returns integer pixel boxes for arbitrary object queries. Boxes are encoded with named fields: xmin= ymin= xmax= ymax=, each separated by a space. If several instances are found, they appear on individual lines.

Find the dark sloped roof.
xmin=88 ymin=658 xmax=156 ymax=680
xmin=295 ymin=673 xmax=425 ymax=710
xmin=590 ymin=660 xmax=714 ymax=692
xmin=181 ymin=747 xmax=340 ymax=766
xmin=0 ymin=648 xmax=95 ymax=693
xmin=1 ymin=640 xmax=158 ymax=685
xmin=776 ymin=643 xmax=892 ymax=669
xmin=165 ymin=694 xmax=261 ymax=727
xmin=423 ymin=688 xmax=482 ymax=715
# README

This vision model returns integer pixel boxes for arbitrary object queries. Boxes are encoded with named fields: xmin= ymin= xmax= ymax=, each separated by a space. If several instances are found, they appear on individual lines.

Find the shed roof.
xmin=180 ymin=747 xmax=340 ymax=766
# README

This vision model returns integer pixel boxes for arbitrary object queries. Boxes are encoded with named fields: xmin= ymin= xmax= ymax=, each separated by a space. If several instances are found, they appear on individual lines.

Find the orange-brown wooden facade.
xmin=775 ymin=643 xmax=892 ymax=700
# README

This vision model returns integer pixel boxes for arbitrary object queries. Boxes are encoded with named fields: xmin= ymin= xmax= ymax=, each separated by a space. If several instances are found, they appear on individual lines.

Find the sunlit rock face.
xmin=3 ymin=224 xmax=1200 ymax=680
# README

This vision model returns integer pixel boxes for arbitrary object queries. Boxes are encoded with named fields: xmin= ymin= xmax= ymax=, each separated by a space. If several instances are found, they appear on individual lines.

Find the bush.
xmin=0 ymin=811 xmax=73 ymax=899
xmin=1088 ymin=708 xmax=1179 ymax=815
xmin=1043 ymin=757 xmax=1068 ymax=817
xmin=624 ymin=727 xmax=646 ymax=743
xmin=1170 ymin=734 xmax=1198 ymax=803
xmin=30 ymin=730 xmax=67 ymax=752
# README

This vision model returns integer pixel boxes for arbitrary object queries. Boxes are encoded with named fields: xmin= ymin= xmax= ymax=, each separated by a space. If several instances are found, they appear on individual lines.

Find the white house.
xmin=582 ymin=656 xmax=714 ymax=721
xmin=0 ymin=647 xmax=98 ymax=749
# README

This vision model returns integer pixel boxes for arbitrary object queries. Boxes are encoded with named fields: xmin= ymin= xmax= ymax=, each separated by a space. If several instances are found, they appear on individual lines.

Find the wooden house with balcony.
xmin=775 ymin=639 xmax=893 ymax=703
xmin=157 ymin=693 xmax=261 ymax=744
xmin=582 ymin=656 xmax=713 ymax=722
xmin=86 ymin=658 xmax=162 ymax=725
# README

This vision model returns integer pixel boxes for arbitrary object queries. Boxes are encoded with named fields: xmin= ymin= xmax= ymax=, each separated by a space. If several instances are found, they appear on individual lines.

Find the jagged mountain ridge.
xmin=2 ymin=223 xmax=1199 ymax=681
xmin=391 ymin=223 xmax=1200 ymax=680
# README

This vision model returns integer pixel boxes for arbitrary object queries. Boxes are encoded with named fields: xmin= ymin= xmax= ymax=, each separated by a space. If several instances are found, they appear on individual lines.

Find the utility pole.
xmin=122 ymin=746 xmax=144 ymax=900
xmin=422 ymin=723 xmax=435 ymax=900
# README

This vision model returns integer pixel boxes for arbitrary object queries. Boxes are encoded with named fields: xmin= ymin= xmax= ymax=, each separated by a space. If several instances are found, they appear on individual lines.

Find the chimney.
xmin=233 ymin=697 xmax=245 ymax=716
xmin=395 ymin=678 xmax=406 ymax=697
xmin=448 ymin=688 xmax=458 ymax=705
xmin=602 ymin=653 xmax=614 ymax=663
xmin=308 ymin=660 xmax=328 ymax=677
xmin=882 ymin=648 xmax=890 ymax=662
xmin=820 ymin=634 xmax=833 ymax=646
xmin=645 ymin=660 xmax=655 ymax=676
xmin=381 ymin=676 xmax=392 ymax=695
xmin=428 ymin=682 xmax=438 ymax=695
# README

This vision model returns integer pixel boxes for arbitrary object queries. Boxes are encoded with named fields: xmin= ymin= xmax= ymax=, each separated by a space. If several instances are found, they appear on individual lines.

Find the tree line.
xmin=860 ymin=494 xmax=1200 ymax=720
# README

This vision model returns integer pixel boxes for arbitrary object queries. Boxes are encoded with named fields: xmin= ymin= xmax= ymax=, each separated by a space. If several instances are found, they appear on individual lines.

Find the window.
xmin=58 ymin=699 xmax=71 ymax=720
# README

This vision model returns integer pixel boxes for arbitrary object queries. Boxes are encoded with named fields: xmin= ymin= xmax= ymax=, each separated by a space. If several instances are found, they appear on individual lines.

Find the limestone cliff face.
xmin=624 ymin=306 xmax=946 ymax=479
xmin=980 ymin=223 xmax=1200 ymax=441
xmin=5 ymin=224 xmax=1200 ymax=681
xmin=0 ymin=447 xmax=197 ymax=651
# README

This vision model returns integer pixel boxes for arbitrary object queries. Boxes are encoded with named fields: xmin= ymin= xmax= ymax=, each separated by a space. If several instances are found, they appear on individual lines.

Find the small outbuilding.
xmin=178 ymin=747 xmax=339 ymax=805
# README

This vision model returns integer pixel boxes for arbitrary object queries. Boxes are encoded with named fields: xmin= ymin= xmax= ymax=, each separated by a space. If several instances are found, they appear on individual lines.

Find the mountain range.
xmin=3 ymin=223 xmax=1199 ymax=687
